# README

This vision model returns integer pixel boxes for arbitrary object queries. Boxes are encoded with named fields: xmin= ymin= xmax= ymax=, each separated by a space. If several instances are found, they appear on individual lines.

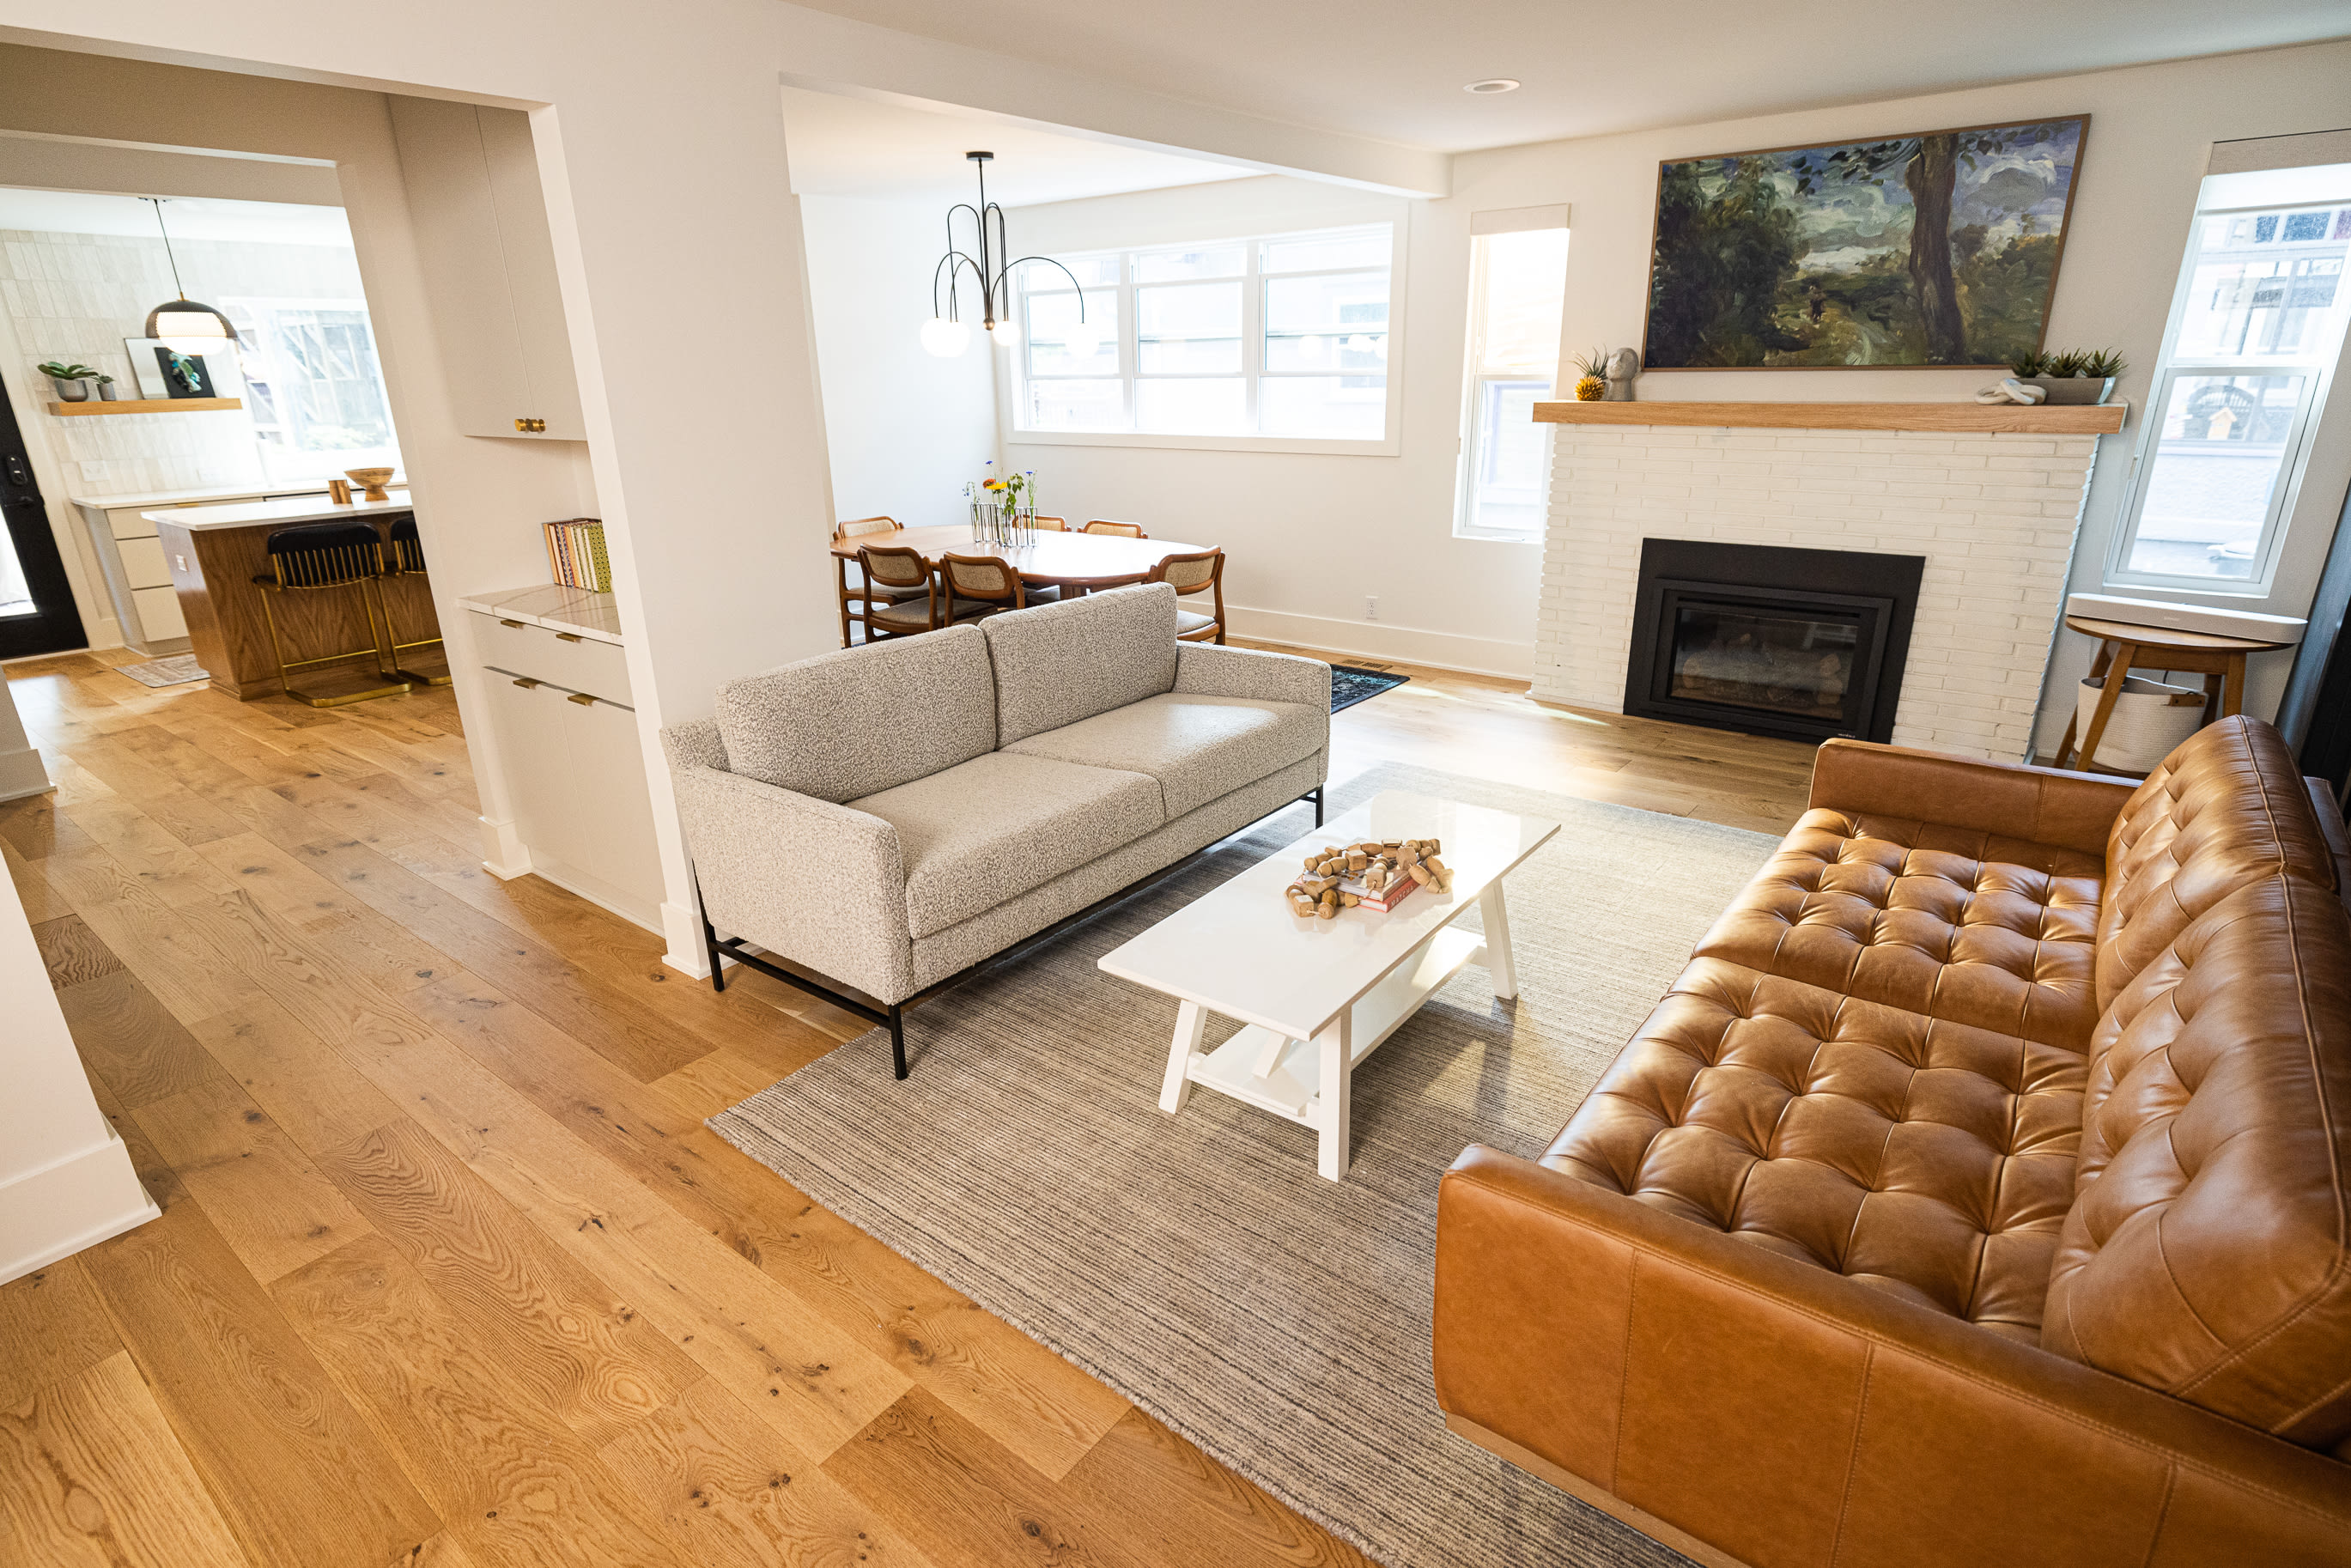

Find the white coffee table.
xmin=1097 ymin=791 xmax=1559 ymax=1180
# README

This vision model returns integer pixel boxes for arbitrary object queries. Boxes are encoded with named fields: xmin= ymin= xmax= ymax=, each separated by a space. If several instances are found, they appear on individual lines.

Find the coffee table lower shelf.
xmin=1181 ymin=926 xmax=1490 ymax=1125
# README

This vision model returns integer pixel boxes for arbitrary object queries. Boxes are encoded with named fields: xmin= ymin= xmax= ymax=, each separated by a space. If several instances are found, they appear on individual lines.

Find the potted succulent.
xmin=38 ymin=360 xmax=100 ymax=402
xmin=2012 ymin=348 xmax=2126 ymax=405
xmin=93 ymin=372 xmax=120 ymax=402
xmin=1570 ymin=347 xmax=1610 ymax=402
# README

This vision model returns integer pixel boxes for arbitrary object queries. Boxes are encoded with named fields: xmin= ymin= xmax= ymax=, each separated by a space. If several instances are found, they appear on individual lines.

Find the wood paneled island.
xmin=144 ymin=492 xmax=447 ymax=701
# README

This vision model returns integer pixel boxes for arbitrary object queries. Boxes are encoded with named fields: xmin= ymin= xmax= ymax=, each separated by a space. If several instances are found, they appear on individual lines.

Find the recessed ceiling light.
xmin=1464 ymin=78 xmax=1521 ymax=94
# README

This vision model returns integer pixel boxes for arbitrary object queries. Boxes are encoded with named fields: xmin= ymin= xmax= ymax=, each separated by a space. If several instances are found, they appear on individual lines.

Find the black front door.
xmin=0 ymin=373 xmax=88 ymax=659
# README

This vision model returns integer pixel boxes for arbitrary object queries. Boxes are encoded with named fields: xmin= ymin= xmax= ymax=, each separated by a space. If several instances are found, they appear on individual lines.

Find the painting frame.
xmin=1637 ymin=113 xmax=2091 ymax=371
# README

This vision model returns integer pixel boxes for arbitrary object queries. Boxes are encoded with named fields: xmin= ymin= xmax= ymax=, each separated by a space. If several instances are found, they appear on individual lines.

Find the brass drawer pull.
xmin=512 ymin=677 xmax=541 ymax=689
xmin=499 ymin=618 xmax=525 ymax=628
xmin=554 ymin=632 xmax=583 ymax=642
xmin=515 ymin=417 xmax=547 ymax=433
xmin=566 ymin=692 xmax=596 ymax=706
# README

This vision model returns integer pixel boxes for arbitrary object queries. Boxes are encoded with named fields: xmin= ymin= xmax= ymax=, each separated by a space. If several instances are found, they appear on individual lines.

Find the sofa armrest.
xmin=669 ymin=763 xmax=916 ymax=1004
xmin=1173 ymin=641 xmax=1332 ymax=709
xmin=1435 ymin=1146 xmax=2351 ymax=1568
xmin=1807 ymin=737 xmax=2135 ymax=856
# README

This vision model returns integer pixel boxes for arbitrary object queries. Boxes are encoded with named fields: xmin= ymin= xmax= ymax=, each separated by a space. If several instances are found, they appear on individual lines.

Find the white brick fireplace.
xmin=1530 ymin=413 xmax=2113 ymax=759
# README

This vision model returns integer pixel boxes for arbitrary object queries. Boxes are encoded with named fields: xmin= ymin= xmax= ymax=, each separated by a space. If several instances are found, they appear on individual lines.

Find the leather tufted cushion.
xmin=1545 ymin=957 xmax=2086 ymax=1340
xmin=2044 ymin=874 xmax=2351 ymax=1451
xmin=1694 ymin=812 xmax=2104 ymax=1050
xmin=2096 ymin=714 xmax=2338 ymax=1010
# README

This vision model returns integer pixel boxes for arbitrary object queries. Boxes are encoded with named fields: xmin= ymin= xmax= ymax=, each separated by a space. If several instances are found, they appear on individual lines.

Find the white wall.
xmin=1 ymin=228 xmax=370 ymax=498
xmin=800 ymin=195 xmax=995 ymax=528
xmin=1002 ymin=40 xmax=2351 ymax=714
xmin=0 ymin=795 xmax=160 ymax=1284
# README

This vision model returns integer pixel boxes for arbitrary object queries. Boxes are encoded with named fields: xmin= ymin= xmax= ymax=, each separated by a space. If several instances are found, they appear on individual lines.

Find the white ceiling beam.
xmin=772 ymin=8 xmax=1450 ymax=199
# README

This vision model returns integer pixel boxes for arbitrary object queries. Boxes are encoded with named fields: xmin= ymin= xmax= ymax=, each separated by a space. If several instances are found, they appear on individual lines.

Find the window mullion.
xmin=1242 ymin=249 xmax=1263 ymax=435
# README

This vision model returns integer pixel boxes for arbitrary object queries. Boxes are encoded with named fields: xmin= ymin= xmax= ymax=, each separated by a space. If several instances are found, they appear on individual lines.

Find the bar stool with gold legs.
xmin=252 ymin=520 xmax=410 ymax=708
xmin=380 ymin=514 xmax=453 ymax=686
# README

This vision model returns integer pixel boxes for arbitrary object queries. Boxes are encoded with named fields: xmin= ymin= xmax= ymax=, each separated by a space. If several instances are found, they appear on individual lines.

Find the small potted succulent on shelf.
xmin=38 ymin=361 xmax=100 ymax=402
xmin=92 ymin=372 xmax=120 ymax=402
xmin=2012 ymin=348 xmax=2126 ymax=405
xmin=1570 ymin=347 xmax=1611 ymax=402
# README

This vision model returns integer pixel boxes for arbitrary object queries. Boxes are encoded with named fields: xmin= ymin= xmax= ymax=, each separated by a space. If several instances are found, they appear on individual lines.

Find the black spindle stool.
xmin=252 ymin=520 xmax=410 ymax=708
xmin=380 ymin=514 xmax=452 ymax=686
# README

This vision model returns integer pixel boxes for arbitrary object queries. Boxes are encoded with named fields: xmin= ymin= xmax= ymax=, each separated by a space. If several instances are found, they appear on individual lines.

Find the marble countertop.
xmin=141 ymin=491 xmax=414 ymax=532
xmin=73 ymin=477 xmax=404 ymax=510
xmin=456 ymin=583 xmax=624 ymax=646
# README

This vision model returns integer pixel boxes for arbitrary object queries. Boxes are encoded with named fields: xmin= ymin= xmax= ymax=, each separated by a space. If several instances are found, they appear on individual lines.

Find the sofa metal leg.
xmin=1310 ymin=786 xmax=1324 ymax=827
xmin=695 ymin=878 xmax=727 ymax=994
xmin=888 ymin=1004 xmax=908 ymax=1080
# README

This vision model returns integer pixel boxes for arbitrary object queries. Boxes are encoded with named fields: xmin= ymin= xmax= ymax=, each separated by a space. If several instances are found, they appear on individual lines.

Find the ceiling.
xmin=0 ymin=187 xmax=351 ymax=246
xmin=781 ymin=88 xmax=1246 ymax=205
xmin=781 ymin=0 xmax=2351 ymax=153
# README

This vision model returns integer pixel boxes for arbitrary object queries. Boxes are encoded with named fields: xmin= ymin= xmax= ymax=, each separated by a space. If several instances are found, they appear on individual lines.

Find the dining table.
xmin=830 ymin=524 xmax=1207 ymax=593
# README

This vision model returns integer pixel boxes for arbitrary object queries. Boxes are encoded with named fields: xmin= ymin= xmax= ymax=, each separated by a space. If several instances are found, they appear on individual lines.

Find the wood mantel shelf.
xmin=1533 ymin=399 xmax=2128 ymax=435
xmin=49 ymin=397 xmax=243 ymax=416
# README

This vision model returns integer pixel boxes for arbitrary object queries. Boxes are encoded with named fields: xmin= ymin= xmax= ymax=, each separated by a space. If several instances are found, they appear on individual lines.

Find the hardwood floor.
xmin=0 ymin=641 xmax=1813 ymax=1568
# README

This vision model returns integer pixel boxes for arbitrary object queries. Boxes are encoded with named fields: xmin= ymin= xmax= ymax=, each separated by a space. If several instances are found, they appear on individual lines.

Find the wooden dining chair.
xmin=938 ymin=551 xmax=1028 ymax=622
xmin=854 ymin=544 xmax=947 ymax=640
xmin=1145 ymin=547 xmax=1226 ymax=644
xmin=835 ymin=516 xmax=920 ymax=646
xmin=1030 ymin=515 xmax=1068 ymax=532
xmin=1081 ymin=520 xmax=1146 ymax=538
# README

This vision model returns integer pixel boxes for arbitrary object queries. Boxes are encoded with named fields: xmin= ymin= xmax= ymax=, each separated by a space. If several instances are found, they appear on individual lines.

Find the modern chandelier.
xmin=138 ymin=197 xmax=240 ymax=349
xmin=924 ymin=151 xmax=1094 ymax=358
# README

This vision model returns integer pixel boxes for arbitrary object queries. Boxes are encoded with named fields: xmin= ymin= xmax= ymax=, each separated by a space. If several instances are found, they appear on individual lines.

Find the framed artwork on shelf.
xmin=1640 ymin=115 xmax=2089 ymax=369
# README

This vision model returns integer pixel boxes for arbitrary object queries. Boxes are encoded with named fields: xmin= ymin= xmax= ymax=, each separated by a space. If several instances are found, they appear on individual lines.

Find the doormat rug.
xmin=114 ymin=653 xmax=210 ymax=688
xmin=712 ymin=763 xmax=1779 ymax=1567
xmin=1328 ymin=664 xmax=1409 ymax=713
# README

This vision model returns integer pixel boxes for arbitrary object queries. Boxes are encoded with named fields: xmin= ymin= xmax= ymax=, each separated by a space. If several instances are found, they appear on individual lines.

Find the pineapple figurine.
xmin=1570 ymin=347 xmax=1610 ymax=402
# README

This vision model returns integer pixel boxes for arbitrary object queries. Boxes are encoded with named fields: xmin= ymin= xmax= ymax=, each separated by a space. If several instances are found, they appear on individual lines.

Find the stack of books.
xmin=543 ymin=518 xmax=611 ymax=593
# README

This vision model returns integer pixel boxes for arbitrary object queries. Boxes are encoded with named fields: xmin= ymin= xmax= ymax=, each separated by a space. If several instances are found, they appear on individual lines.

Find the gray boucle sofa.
xmin=662 ymin=584 xmax=1331 ymax=1077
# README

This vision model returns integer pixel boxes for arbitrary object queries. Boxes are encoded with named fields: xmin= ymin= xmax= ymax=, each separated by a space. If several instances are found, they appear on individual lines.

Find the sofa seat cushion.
xmin=1694 ymin=810 xmax=2105 ymax=1050
xmin=847 ymin=752 xmax=1163 ymax=939
xmin=1546 ymin=957 xmax=2087 ymax=1340
xmin=999 ymin=692 xmax=1322 ymax=819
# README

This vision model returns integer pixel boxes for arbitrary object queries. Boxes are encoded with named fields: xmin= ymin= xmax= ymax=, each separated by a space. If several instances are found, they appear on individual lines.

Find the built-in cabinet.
xmin=462 ymin=586 xmax=661 ymax=929
xmin=70 ymin=483 xmax=331 ymax=653
xmin=389 ymin=99 xmax=585 ymax=441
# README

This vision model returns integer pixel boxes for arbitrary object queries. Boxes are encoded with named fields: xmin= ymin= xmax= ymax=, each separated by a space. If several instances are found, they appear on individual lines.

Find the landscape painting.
xmin=1640 ymin=116 xmax=2088 ymax=368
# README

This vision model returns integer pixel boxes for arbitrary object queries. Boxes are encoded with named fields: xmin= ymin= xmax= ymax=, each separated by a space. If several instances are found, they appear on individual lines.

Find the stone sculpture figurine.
xmin=1604 ymin=347 xmax=1641 ymax=402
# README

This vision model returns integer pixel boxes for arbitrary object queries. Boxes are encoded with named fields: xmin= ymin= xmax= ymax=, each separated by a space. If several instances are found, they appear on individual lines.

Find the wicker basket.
xmin=2076 ymin=674 xmax=2204 ymax=771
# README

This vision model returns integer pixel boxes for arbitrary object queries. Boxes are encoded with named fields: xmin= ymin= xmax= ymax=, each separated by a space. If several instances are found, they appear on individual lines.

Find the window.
xmin=222 ymin=297 xmax=402 ymax=482
xmin=1013 ymin=224 xmax=1396 ymax=448
xmin=1455 ymin=225 xmax=1568 ymax=540
xmin=2109 ymin=179 xmax=2351 ymax=587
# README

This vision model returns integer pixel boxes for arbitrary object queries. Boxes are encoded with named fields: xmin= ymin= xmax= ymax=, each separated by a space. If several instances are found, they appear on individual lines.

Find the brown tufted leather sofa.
xmin=1434 ymin=716 xmax=2351 ymax=1568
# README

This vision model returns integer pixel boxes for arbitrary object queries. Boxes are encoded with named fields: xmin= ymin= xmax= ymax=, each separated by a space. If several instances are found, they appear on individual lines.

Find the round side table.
xmin=2052 ymin=614 xmax=2296 ymax=775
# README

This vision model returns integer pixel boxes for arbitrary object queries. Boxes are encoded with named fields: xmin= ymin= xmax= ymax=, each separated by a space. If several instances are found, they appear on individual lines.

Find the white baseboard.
xmin=1225 ymin=606 xmax=1534 ymax=681
xmin=662 ymin=899 xmax=711 ymax=977
xmin=0 ymin=1131 xmax=160 ymax=1286
xmin=477 ymin=814 xmax=530 ymax=879
xmin=0 ymin=740 xmax=51 ymax=803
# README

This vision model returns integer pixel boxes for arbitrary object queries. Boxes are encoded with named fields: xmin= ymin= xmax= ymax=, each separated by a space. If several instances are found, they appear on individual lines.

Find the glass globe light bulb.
xmin=920 ymin=316 xmax=970 ymax=357
xmin=990 ymin=317 xmax=1020 ymax=348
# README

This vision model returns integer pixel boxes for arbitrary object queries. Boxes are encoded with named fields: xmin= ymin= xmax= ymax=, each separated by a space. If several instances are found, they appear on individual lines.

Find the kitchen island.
xmin=144 ymin=492 xmax=446 ymax=702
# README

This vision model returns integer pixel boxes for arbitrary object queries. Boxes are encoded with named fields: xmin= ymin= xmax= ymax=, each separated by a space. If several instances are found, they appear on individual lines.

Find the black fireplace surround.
xmin=1624 ymin=539 xmax=1925 ymax=745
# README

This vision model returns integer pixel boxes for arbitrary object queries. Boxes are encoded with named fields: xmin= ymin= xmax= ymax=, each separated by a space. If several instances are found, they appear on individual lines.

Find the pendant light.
xmin=140 ymin=198 xmax=240 ymax=349
xmin=926 ymin=152 xmax=1089 ymax=357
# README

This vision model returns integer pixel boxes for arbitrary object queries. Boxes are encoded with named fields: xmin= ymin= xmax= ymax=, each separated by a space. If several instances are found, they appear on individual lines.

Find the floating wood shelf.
xmin=48 ymin=397 xmax=243 ymax=416
xmin=1533 ymin=399 xmax=2128 ymax=435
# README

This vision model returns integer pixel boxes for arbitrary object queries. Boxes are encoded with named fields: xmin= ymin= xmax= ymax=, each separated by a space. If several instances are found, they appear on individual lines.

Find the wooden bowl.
xmin=344 ymin=466 xmax=395 ymax=501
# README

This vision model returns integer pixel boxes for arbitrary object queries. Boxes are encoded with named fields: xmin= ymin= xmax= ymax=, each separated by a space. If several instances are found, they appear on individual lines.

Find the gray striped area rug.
xmin=711 ymin=763 xmax=1779 ymax=1567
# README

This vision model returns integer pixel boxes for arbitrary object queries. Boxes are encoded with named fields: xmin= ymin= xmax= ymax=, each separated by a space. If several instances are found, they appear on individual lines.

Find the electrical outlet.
xmin=1365 ymin=595 xmax=1379 ymax=620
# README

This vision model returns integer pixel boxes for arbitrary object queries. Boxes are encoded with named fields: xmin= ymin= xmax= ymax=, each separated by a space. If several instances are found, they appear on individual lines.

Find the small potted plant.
xmin=2012 ymin=349 xmax=2125 ymax=405
xmin=92 ymin=372 xmax=120 ymax=402
xmin=38 ymin=361 xmax=100 ymax=402
xmin=1570 ymin=347 xmax=1610 ymax=402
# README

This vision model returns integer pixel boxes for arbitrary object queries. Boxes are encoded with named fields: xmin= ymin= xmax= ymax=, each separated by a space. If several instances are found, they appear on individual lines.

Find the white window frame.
xmin=1006 ymin=222 xmax=1405 ymax=457
xmin=2105 ymin=196 xmax=2351 ymax=595
xmin=1454 ymin=222 xmax=1568 ymax=543
xmin=221 ymin=295 xmax=402 ymax=483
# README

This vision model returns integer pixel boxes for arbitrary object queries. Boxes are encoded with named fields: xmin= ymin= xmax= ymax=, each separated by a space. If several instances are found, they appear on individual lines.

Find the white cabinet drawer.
xmin=118 ymin=536 xmax=173 ymax=589
xmin=132 ymin=585 xmax=187 ymax=640
xmin=468 ymin=609 xmax=629 ymax=704
xmin=107 ymin=506 xmax=158 ymax=541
